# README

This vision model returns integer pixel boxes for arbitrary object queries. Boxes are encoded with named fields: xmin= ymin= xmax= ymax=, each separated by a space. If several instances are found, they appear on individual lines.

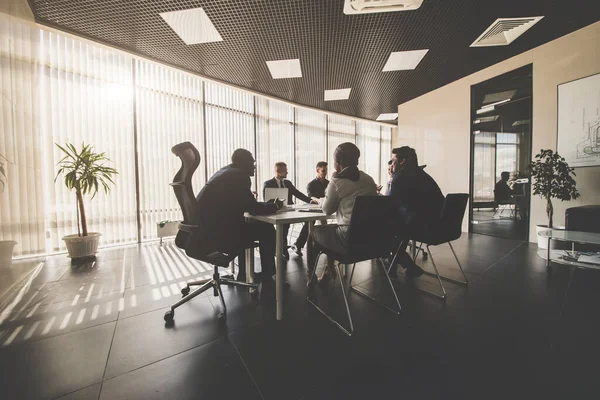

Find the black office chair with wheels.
xmin=401 ymin=193 xmax=470 ymax=299
xmin=163 ymin=142 xmax=258 ymax=323
xmin=307 ymin=196 xmax=401 ymax=336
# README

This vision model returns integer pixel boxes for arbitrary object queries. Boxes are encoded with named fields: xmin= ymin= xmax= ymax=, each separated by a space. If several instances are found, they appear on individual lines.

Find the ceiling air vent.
xmin=471 ymin=17 xmax=544 ymax=47
xmin=343 ymin=0 xmax=423 ymax=15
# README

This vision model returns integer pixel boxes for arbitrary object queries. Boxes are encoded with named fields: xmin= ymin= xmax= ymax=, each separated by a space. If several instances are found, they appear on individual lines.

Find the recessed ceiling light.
xmin=266 ymin=59 xmax=302 ymax=79
xmin=382 ymin=49 xmax=429 ymax=72
xmin=512 ymin=120 xmax=530 ymax=126
xmin=324 ymin=88 xmax=352 ymax=101
xmin=160 ymin=7 xmax=223 ymax=45
xmin=377 ymin=113 xmax=398 ymax=121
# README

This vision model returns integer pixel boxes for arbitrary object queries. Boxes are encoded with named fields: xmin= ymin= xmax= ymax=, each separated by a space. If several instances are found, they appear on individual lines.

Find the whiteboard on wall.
xmin=557 ymin=73 xmax=600 ymax=168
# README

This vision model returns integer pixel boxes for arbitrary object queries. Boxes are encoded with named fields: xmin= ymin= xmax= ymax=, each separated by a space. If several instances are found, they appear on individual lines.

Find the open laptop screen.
xmin=264 ymin=188 xmax=289 ymax=203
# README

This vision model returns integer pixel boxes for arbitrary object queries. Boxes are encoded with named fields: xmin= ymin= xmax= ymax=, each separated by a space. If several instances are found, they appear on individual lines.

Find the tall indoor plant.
xmin=55 ymin=142 xmax=118 ymax=259
xmin=528 ymin=149 xmax=580 ymax=248
xmin=0 ymin=153 xmax=17 ymax=265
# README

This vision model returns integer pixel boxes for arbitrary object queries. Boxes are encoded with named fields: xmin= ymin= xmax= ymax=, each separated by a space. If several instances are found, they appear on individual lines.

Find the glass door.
xmin=469 ymin=65 xmax=532 ymax=240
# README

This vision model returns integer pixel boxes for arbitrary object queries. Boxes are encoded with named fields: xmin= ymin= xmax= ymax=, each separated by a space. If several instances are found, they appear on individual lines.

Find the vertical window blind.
xmin=380 ymin=127 xmax=392 ymax=186
xmin=135 ymin=60 xmax=205 ymax=240
xmin=39 ymin=30 xmax=137 ymax=252
xmin=327 ymin=115 xmax=356 ymax=170
xmin=0 ymin=14 xmax=394 ymax=257
xmin=0 ymin=17 xmax=45 ymax=256
xmin=255 ymin=99 xmax=294 ymax=200
xmin=294 ymin=109 xmax=327 ymax=194
xmin=357 ymin=121 xmax=382 ymax=184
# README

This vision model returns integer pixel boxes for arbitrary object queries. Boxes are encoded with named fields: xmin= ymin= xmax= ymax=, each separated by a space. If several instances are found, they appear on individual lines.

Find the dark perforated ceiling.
xmin=29 ymin=0 xmax=599 ymax=122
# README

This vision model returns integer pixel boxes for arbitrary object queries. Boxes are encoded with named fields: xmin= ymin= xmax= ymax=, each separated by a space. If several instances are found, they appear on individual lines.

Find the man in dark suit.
xmin=262 ymin=162 xmax=314 ymax=259
xmin=388 ymin=146 xmax=444 ymax=278
xmin=291 ymin=161 xmax=329 ymax=257
xmin=189 ymin=148 xmax=281 ymax=284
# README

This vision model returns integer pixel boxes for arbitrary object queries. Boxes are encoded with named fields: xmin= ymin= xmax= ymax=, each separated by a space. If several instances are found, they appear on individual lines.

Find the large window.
xmin=0 ymin=15 xmax=393 ymax=257
xmin=295 ymin=109 xmax=327 ymax=194
xmin=135 ymin=60 xmax=205 ymax=240
xmin=256 ymin=99 xmax=294 ymax=199
xmin=357 ymin=121 xmax=382 ymax=185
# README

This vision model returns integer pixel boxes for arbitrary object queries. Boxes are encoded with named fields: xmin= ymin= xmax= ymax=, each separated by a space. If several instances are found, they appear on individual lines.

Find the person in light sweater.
xmin=310 ymin=142 xmax=378 ymax=284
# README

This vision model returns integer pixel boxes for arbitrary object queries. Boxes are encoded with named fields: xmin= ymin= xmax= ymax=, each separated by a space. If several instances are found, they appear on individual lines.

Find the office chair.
xmin=307 ymin=196 xmax=401 ymax=336
xmin=163 ymin=142 xmax=258 ymax=323
xmin=391 ymin=194 xmax=469 ymax=299
xmin=493 ymin=189 xmax=515 ymax=219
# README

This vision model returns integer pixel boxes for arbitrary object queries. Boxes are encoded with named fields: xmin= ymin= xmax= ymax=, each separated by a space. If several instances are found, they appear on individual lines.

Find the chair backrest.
xmin=347 ymin=196 xmax=398 ymax=259
xmin=171 ymin=142 xmax=200 ymax=224
xmin=439 ymin=193 xmax=469 ymax=242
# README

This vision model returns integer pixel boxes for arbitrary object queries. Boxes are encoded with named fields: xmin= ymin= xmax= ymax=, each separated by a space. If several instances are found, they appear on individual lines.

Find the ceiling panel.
xmin=29 ymin=0 xmax=600 ymax=121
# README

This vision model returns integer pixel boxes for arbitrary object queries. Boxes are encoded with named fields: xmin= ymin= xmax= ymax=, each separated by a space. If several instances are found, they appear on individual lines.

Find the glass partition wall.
xmin=0 ymin=16 xmax=392 ymax=257
xmin=469 ymin=65 xmax=532 ymax=240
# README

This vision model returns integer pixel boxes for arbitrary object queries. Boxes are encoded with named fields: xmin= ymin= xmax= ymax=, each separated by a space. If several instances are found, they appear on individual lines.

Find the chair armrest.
xmin=178 ymin=222 xmax=199 ymax=233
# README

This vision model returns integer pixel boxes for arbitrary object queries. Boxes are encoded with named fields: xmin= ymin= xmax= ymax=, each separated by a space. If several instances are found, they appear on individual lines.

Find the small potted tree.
xmin=55 ymin=142 xmax=118 ymax=260
xmin=0 ymin=153 xmax=17 ymax=265
xmin=528 ymin=149 xmax=580 ymax=249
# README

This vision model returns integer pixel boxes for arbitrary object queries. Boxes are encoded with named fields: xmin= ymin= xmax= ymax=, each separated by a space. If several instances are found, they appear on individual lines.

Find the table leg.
xmin=245 ymin=247 xmax=255 ymax=290
xmin=546 ymin=238 xmax=551 ymax=270
xmin=276 ymin=224 xmax=284 ymax=320
xmin=307 ymin=221 xmax=316 ymax=271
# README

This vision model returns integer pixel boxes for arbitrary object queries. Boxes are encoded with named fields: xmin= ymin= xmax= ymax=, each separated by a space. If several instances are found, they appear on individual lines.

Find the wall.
xmin=395 ymin=21 xmax=600 ymax=241
xmin=0 ymin=0 xmax=33 ymax=20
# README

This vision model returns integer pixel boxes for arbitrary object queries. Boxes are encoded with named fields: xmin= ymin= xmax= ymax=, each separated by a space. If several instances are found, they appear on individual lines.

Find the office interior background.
xmin=1 ymin=1 xmax=599 ymax=399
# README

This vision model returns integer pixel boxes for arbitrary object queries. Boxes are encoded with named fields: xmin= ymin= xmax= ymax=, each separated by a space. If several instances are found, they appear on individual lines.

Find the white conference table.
xmin=245 ymin=204 xmax=329 ymax=320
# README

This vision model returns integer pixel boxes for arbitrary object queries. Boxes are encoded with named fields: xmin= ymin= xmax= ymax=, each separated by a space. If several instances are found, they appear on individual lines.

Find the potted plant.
xmin=55 ymin=142 xmax=118 ymax=259
xmin=528 ymin=149 xmax=580 ymax=249
xmin=0 ymin=153 xmax=17 ymax=265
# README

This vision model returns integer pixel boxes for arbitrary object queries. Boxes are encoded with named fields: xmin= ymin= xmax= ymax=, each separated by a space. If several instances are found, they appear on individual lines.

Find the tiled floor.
xmin=1 ymin=234 xmax=599 ymax=399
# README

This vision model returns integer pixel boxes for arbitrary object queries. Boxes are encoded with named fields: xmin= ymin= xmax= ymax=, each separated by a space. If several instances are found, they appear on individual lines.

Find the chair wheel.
xmin=164 ymin=310 xmax=174 ymax=322
xmin=181 ymin=287 xmax=190 ymax=296
xmin=217 ymin=313 xmax=227 ymax=321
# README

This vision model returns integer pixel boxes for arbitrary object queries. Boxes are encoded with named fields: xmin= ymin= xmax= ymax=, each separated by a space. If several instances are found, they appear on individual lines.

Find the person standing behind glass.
xmin=291 ymin=161 xmax=329 ymax=257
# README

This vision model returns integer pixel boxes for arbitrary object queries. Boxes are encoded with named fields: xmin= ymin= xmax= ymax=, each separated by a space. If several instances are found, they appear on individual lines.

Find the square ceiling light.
xmin=266 ymin=59 xmax=302 ymax=79
xmin=324 ymin=88 xmax=351 ymax=101
xmin=382 ymin=49 xmax=429 ymax=72
xmin=160 ymin=7 xmax=223 ymax=45
xmin=377 ymin=113 xmax=398 ymax=121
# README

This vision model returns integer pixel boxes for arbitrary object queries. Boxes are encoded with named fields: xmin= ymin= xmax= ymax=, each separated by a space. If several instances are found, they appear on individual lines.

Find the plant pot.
xmin=536 ymin=225 xmax=551 ymax=249
xmin=63 ymin=232 xmax=102 ymax=259
xmin=0 ymin=240 xmax=17 ymax=266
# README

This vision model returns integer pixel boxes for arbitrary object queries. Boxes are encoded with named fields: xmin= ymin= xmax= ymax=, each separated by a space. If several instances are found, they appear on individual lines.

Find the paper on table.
xmin=578 ymin=254 xmax=600 ymax=265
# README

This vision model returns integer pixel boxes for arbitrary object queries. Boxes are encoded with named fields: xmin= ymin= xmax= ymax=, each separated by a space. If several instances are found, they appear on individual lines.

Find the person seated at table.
xmin=291 ymin=161 xmax=329 ymax=257
xmin=187 ymin=148 xmax=281 ymax=287
xmin=263 ymin=162 xmax=315 ymax=259
xmin=494 ymin=171 xmax=514 ymax=203
xmin=388 ymin=146 xmax=444 ymax=278
xmin=310 ymin=143 xmax=378 ymax=285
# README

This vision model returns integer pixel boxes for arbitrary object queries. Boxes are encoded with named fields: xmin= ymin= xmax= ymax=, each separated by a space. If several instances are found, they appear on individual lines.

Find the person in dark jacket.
xmin=291 ymin=161 xmax=329 ymax=257
xmin=388 ymin=146 xmax=444 ymax=278
xmin=494 ymin=171 xmax=513 ymax=202
xmin=263 ymin=162 xmax=315 ymax=259
xmin=189 ymin=148 xmax=280 ymax=283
